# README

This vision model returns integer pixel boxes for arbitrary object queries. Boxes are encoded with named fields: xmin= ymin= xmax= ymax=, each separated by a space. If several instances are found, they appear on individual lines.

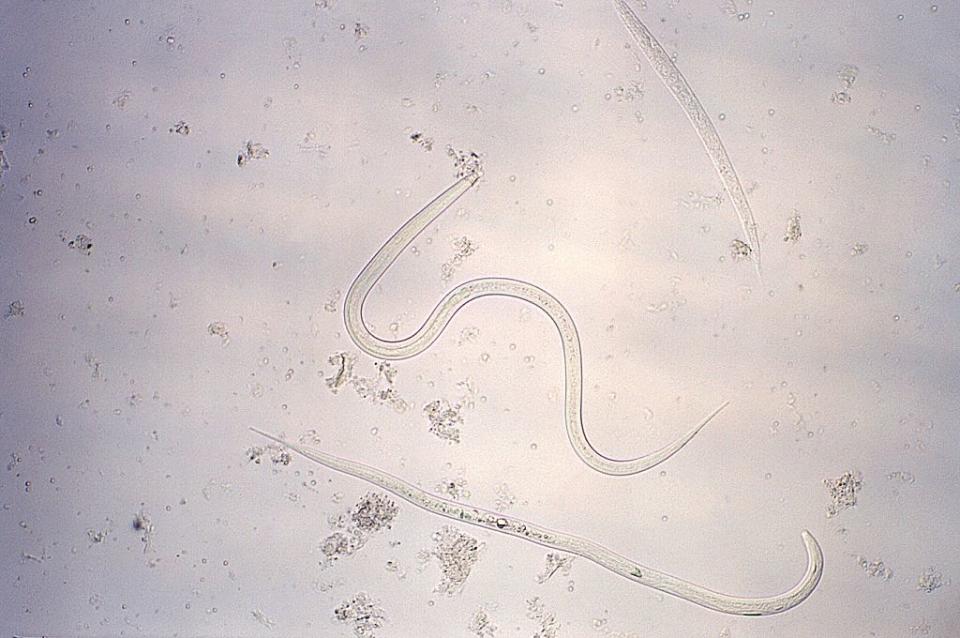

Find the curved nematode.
xmin=250 ymin=428 xmax=824 ymax=616
xmin=252 ymin=0 xmax=821 ymax=616
xmin=612 ymin=0 xmax=763 ymax=279
xmin=346 ymin=174 xmax=728 ymax=476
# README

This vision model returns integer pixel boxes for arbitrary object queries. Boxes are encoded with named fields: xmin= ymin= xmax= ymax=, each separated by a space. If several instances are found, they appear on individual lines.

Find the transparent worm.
xmin=612 ymin=0 xmax=763 ymax=279
xmin=250 ymin=427 xmax=824 ymax=615
xmin=344 ymin=174 xmax=729 ymax=476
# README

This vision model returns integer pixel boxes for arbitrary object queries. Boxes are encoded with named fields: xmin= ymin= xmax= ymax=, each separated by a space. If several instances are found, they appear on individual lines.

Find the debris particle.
xmin=468 ymin=607 xmax=499 ymax=636
xmin=678 ymin=190 xmax=723 ymax=211
xmin=423 ymin=399 xmax=464 ymax=443
xmin=169 ymin=120 xmax=190 ymax=136
xmin=886 ymin=470 xmax=915 ymax=484
xmin=112 ymin=89 xmax=132 ymax=109
xmin=784 ymin=213 xmax=802 ymax=243
xmin=245 ymin=444 xmax=291 ymax=466
xmin=5 ymin=300 xmax=24 ymax=318
xmin=410 ymin=131 xmax=434 ymax=151
xmin=422 ymin=526 xmax=483 ymax=595
xmin=856 ymin=555 xmax=893 ymax=580
xmin=824 ymin=470 xmax=862 ymax=517
xmin=132 ymin=510 xmax=155 ymax=553
xmin=87 ymin=526 xmax=109 ymax=544
xmin=251 ymin=608 xmax=276 ymax=629
xmin=837 ymin=64 xmax=859 ymax=89
xmin=325 ymin=351 xmax=357 ymax=393
xmin=458 ymin=326 xmax=480 ymax=345
xmin=237 ymin=140 xmax=269 ymax=167
xmin=526 ymin=597 xmax=560 ymax=638
xmin=207 ymin=321 xmax=230 ymax=344
xmin=493 ymin=483 xmax=516 ymax=512
xmin=325 ymin=353 xmax=408 ymax=411
xmin=66 ymin=234 xmax=94 ymax=256
xmin=334 ymin=592 xmax=386 ymax=637
xmin=866 ymin=125 xmax=896 ymax=144
xmin=831 ymin=91 xmax=851 ymax=105
xmin=536 ymin=552 xmax=575 ymax=583
xmin=851 ymin=242 xmax=869 ymax=257
xmin=324 ymin=289 xmax=341 ymax=312
xmin=320 ymin=492 xmax=399 ymax=564
xmin=351 ymin=492 xmax=399 ymax=533
xmin=436 ymin=475 xmax=470 ymax=500
xmin=441 ymin=236 xmax=478 ymax=282
xmin=447 ymin=146 xmax=483 ymax=179
xmin=729 ymin=238 xmax=753 ymax=261
xmin=916 ymin=568 xmax=946 ymax=593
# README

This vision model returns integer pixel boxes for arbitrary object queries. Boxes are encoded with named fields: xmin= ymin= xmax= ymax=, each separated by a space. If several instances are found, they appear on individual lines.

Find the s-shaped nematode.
xmin=345 ymin=173 xmax=730 ymax=476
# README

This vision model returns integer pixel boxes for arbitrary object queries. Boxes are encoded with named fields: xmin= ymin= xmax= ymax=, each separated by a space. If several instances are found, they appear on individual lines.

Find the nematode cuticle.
xmin=250 ymin=428 xmax=824 ymax=616
xmin=344 ymin=174 xmax=729 ymax=476
xmin=612 ymin=0 xmax=763 ymax=278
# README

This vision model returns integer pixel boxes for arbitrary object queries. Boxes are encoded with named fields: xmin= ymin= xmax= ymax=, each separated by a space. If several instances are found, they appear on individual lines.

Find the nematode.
xmin=250 ymin=427 xmax=824 ymax=616
xmin=345 ymin=174 xmax=729 ymax=476
xmin=612 ymin=0 xmax=763 ymax=278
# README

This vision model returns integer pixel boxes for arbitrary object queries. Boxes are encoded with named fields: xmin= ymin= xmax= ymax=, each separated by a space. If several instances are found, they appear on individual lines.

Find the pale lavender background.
xmin=1 ymin=0 xmax=958 ymax=636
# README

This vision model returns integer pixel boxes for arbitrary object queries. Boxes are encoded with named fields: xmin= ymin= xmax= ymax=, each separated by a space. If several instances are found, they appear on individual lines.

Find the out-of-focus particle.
xmin=866 ymin=125 xmax=896 ymax=144
xmin=831 ymin=91 xmax=852 ymax=105
xmin=837 ymin=64 xmax=859 ymax=89
xmin=824 ymin=470 xmax=862 ymax=517
xmin=112 ymin=89 xmax=132 ymax=109
xmin=4 ymin=300 xmax=24 ymax=318
xmin=851 ymin=242 xmax=869 ymax=257
xmin=886 ymin=470 xmax=915 ymax=484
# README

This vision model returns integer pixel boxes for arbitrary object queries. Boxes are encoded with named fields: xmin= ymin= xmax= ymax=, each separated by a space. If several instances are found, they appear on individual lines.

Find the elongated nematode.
xmin=612 ymin=0 xmax=763 ymax=280
xmin=345 ymin=174 xmax=728 ymax=476
xmin=251 ymin=428 xmax=823 ymax=615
